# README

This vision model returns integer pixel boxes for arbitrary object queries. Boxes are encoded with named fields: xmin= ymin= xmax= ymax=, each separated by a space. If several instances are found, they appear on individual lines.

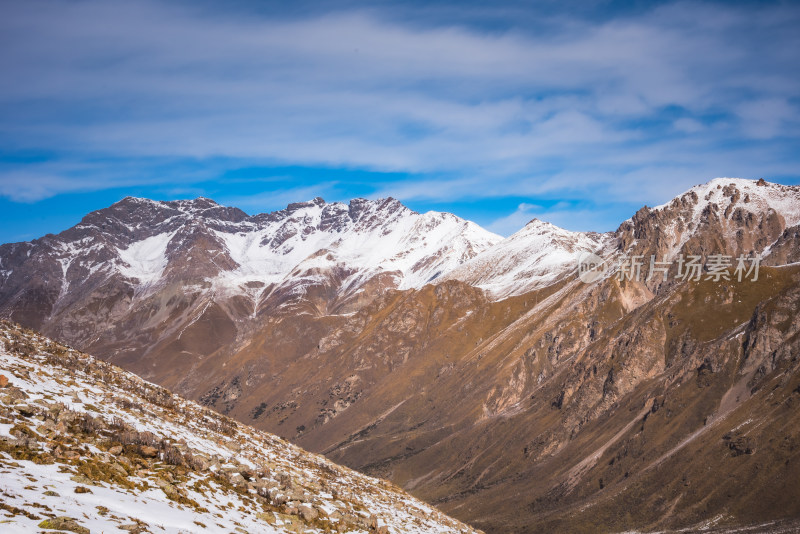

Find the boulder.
xmin=38 ymin=517 xmax=89 ymax=534
xmin=154 ymin=477 xmax=180 ymax=500
xmin=298 ymin=504 xmax=319 ymax=522
xmin=139 ymin=445 xmax=158 ymax=458
xmin=14 ymin=404 xmax=35 ymax=417
xmin=111 ymin=462 xmax=129 ymax=477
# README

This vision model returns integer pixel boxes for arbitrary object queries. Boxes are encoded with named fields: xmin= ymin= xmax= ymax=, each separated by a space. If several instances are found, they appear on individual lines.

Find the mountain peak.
xmin=516 ymin=217 xmax=591 ymax=241
xmin=443 ymin=215 xmax=608 ymax=298
xmin=521 ymin=217 xmax=558 ymax=231
xmin=0 ymin=191 xmax=499 ymax=317
xmin=107 ymin=195 xmax=228 ymax=216
xmin=168 ymin=196 xmax=221 ymax=209
xmin=113 ymin=195 xmax=162 ymax=208
xmin=652 ymin=177 xmax=800 ymax=229
xmin=286 ymin=197 xmax=326 ymax=212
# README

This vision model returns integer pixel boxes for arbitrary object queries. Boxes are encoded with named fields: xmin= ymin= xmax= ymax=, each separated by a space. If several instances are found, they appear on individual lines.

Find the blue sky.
xmin=1 ymin=0 xmax=799 ymax=242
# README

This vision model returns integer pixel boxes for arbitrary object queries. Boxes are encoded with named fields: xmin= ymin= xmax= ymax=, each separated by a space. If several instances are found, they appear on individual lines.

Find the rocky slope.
xmin=0 ymin=195 xmax=499 ymax=385
xmin=163 ymin=179 xmax=800 ymax=533
xmin=0 ymin=320 xmax=479 ymax=534
xmin=442 ymin=177 xmax=800 ymax=299
xmin=219 ymin=264 xmax=799 ymax=533
xmin=1 ymin=177 xmax=800 ymax=533
xmin=614 ymin=178 xmax=800 ymax=282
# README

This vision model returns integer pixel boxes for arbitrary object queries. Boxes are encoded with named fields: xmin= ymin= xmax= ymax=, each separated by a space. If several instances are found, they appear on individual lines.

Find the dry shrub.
xmin=115 ymin=429 xmax=159 ymax=448
xmin=115 ymin=397 xmax=144 ymax=413
xmin=161 ymin=444 xmax=185 ymax=466
xmin=108 ymin=416 xmax=128 ymax=432
xmin=75 ymin=413 xmax=103 ymax=435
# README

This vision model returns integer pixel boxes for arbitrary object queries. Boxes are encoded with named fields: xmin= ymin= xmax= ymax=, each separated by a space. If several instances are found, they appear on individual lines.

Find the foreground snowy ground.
xmin=0 ymin=320 xmax=478 ymax=534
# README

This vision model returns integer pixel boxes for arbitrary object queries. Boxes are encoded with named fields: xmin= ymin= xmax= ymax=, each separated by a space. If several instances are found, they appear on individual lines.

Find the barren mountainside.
xmin=1 ymin=177 xmax=800 ymax=533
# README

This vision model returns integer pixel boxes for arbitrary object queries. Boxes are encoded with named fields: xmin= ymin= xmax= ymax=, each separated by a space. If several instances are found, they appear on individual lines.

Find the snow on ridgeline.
xmin=28 ymin=195 xmax=502 ymax=299
xmin=0 ymin=321 xmax=480 ymax=534
xmin=4 ymin=178 xmax=796 ymax=307
xmin=442 ymin=218 xmax=609 ymax=299
xmin=637 ymin=177 xmax=800 ymax=261
xmin=443 ymin=178 xmax=800 ymax=299
xmin=653 ymin=177 xmax=800 ymax=227
xmin=209 ymin=198 xmax=502 ymax=295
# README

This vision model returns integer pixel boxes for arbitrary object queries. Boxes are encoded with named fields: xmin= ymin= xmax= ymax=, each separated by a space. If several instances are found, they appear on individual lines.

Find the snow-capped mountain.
xmin=616 ymin=177 xmax=800 ymax=264
xmin=2 ymin=178 xmax=800 ymax=533
xmin=655 ymin=177 xmax=800 ymax=226
xmin=0 ymin=320 xmax=479 ymax=533
xmin=0 ymin=196 xmax=500 ymax=323
xmin=442 ymin=219 xmax=609 ymax=299
xmin=443 ymin=178 xmax=800 ymax=299
xmin=3 ymin=178 xmax=797 ymax=327
xmin=109 ymin=196 xmax=500 ymax=297
xmin=0 ymin=195 xmax=502 ymax=394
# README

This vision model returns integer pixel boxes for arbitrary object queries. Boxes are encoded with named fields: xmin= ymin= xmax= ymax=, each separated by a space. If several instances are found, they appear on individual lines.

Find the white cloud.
xmin=673 ymin=118 xmax=704 ymax=133
xmin=486 ymin=203 xmax=540 ymax=236
xmin=0 ymin=0 xmax=798 ymax=206
xmin=736 ymin=98 xmax=797 ymax=140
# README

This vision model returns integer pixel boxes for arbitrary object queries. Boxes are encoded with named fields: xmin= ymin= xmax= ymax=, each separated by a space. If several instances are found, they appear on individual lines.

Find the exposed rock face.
xmin=1 ymin=177 xmax=800 ymax=533
xmin=0 ymin=195 xmax=500 ymax=383
xmin=763 ymin=224 xmax=800 ymax=266
xmin=290 ymin=263 xmax=800 ymax=534
xmin=614 ymin=178 xmax=799 ymax=291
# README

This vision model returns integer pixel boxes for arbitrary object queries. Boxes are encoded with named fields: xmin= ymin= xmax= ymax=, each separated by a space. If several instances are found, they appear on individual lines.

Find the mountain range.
xmin=2 ymin=177 xmax=800 ymax=533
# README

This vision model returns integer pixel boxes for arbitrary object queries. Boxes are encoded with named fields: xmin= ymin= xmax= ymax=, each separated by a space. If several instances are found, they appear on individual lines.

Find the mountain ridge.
xmin=2 ymin=177 xmax=800 ymax=533
xmin=3 ymin=177 xmax=798 ymax=307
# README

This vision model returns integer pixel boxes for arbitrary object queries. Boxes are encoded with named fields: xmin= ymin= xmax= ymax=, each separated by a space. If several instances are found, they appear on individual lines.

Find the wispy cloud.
xmin=486 ymin=201 xmax=630 ymax=235
xmin=0 ymin=157 xmax=222 ymax=202
xmin=486 ymin=203 xmax=543 ymax=236
xmin=0 ymin=0 xmax=798 ymax=225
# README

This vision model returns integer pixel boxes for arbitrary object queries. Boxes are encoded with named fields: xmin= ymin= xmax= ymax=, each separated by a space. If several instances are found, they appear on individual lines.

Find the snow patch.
xmin=117 ymin=231 xmax=177 ymax=284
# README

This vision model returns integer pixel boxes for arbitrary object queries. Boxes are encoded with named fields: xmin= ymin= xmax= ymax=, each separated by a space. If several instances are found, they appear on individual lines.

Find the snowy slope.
xmin=0 ymin=320 xmax=479 ymax=534
xmin=653 ymin=177 xmax=800 ymax=226
xmin=117 ymin=230 xmax=179 ymax=285
xmin=648 ymin=177 xmax=800 ymax=258
xmin=441 ymin=178 xmax=800 ymax=299
xmin=209 ymin=198 xmax=501 ymax=297
xmin=1 ymin=179 xmax=797 ymax=321
xmin=0 ymin=196 xmax=501 ymax=319
xmin=441 ymin=219 xmax=609 ymax=299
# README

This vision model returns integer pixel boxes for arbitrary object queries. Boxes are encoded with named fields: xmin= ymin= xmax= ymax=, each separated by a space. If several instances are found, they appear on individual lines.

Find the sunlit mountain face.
xmin=2 ymin=1 xmax=799 ymax=532
xmin=2 ymin=178 xmax=800 ymax=532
